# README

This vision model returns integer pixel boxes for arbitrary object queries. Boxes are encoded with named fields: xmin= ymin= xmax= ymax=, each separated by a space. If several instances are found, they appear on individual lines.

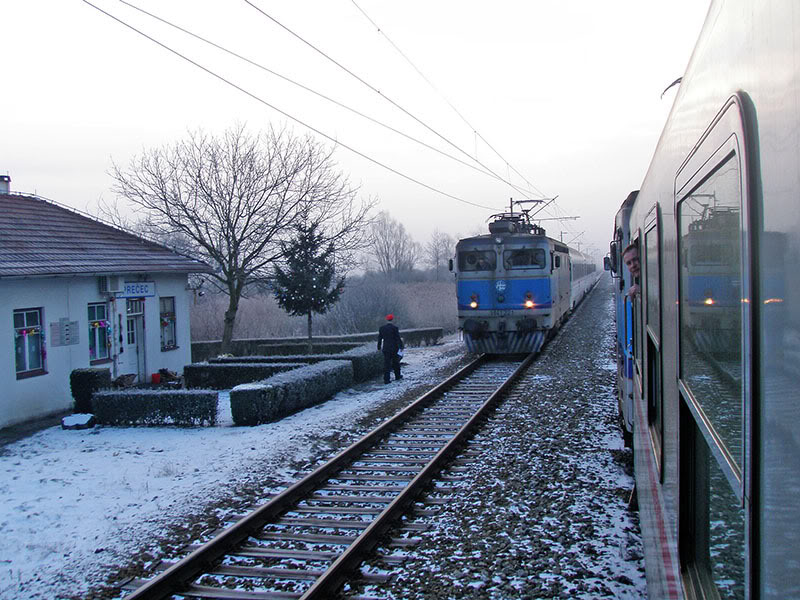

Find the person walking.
xmin=377 ymin=314 xmax=404 ymax=384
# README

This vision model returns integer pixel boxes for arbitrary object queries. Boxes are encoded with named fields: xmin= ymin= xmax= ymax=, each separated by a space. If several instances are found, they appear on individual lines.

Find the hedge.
xmin=92 ymin=389 xmax=218 ymax=426
xmin=255 ymin=342 xmax=364 ymax=356
xmin=69 ymin=367 xmax=112 ymax=413
xmin=209 ymin=345 xmax=383 ymax=383
xmin=191 ymin=327 xmax=443 ymax=362
xmin=183 ymin=362 xmax=305 ymax=390
xmin=230 ymin=360 xmax=353 ymax=426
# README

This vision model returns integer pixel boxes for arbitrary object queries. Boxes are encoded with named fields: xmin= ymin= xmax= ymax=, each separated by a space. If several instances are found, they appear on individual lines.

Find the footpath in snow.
xmin=0 ymin=338 xmax=466 ymax=600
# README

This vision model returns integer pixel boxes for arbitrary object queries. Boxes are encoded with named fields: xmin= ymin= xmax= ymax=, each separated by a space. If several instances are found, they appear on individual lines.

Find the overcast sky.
xmin=2 ymin=0 xmax=709 ymax=259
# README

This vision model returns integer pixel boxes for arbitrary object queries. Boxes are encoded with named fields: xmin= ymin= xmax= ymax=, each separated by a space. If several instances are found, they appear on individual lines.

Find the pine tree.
xmin=272 ymin=222 xmax=345 ymax=352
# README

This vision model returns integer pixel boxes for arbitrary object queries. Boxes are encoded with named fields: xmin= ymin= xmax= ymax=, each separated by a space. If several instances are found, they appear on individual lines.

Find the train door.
xmin=675 ymin=97 xmax=752 ymax=599
xmin=643 ymin=210 xmax=663 ymax=474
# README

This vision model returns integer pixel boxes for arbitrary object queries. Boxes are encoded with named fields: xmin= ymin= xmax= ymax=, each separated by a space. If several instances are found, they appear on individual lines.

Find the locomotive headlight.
xmin=524 ymin=292 xmax=534 ymax=309
xmin=703 ymin=288 xmax=714 ymax=305
xmin=470 ymin=293 xmax=479 ymax=309
xmin=704 ymin=297 xmax=715 ymax=305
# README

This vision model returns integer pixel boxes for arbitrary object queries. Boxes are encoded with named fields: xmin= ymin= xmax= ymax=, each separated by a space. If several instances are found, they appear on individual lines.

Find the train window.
xmin=645 ymin=227 xmax=660 ymax=340
xmin=458 ymin=250 xmax=496 ymax=272
xmin=678 ymin=154 xmax=743 ymax=471
xmin=503 ymin=248 xmax=546 ymax=269
xmin=690 ymin=241 xmax=736 ymax=266
xmin=630 ymin=234 xmax=642 ymax=373
xmin=680 ymin=407 xmax=746 ymax=599
xmin=676 ymin=96 xmax=752 ymax=600
xmin=644 ymin=221 xmax=663 ymax=471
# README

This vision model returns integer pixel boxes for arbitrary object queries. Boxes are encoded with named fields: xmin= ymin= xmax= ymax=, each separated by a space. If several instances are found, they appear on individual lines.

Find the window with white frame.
xmin=159 ymin=296 xmax=177 ymax=350
xmin=88 ymin=302 xmax=110 ymax=362
xmin=14 ymin=308 xmax=45 ymax=376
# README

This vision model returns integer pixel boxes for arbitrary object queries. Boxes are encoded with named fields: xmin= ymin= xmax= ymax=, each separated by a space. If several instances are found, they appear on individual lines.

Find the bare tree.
xmin=369 ymin=212 xmax=421 ymax=279
xmin=425 ymin=229 xmax=456 ymax=280
xmin=110 ymin=124 xmax=374 ymax=352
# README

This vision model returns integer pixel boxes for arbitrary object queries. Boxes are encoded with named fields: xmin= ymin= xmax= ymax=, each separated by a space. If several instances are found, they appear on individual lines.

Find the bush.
xmin=184 ymin=362 xmax=305 ymax=389
xmin=190 ymin=276 xmax=457 ymax=341
xmin=256 ymin=342 xmax=364 ymax=356
xmin=191 ymin=328 xmax=443 ymax=362
xmin=69 ymin=368 xmax=112 ymax=413
xmin=230 ymin=360 xmax=353 ymax=426
xmin=340 ymin=345 xmax=384 ymax=382
xmin=92 ymin=389 xmax=218 ymax=426
xmin=209 ymin=345 xmax=383 ymax=383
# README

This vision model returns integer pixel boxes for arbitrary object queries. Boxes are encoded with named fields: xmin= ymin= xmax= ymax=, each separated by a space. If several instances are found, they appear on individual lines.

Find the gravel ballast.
xmin=0 ymin=277 xmax=644 ymax=600
xmin=354 ymin=276 xmax=646 ymax=599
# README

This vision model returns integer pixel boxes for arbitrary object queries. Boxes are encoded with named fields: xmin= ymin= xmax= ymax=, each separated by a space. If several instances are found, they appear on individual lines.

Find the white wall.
xmin=1 ymin=273 xmax=193 ymax=429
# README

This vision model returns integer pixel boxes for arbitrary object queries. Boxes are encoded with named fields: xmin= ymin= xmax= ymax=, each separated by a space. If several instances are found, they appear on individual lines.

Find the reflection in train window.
xmin=503 ymin=248 xmax=546 ymax=269
xmin=681 ymin=413 xmax=745 ymax=600
xmin=690 ymin=242 xmax=736 ymax=266
xmin=645 ymin=223 xmax=662 ymax=470
xmin=458 ymin=250 xmax=497 ymax=272
xmin=646 ymin=226 xmax=660 ymax=340
xmin=678 ymin=155 xmax=743 ymax=470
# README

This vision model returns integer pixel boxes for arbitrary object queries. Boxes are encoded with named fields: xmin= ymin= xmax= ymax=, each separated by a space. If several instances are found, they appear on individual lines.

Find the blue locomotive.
xmin=451 ymin=209 xmax=599 ymax=354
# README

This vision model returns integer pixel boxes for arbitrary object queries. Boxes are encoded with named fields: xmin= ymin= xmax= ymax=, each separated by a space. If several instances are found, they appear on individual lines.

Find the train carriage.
xmin=453 ymin=209 xmax=599 ymax=354
xmin=605 ymin=1 xmax=800 ymax=597
xmin=607 ymin=190 xmax=638 ymax=446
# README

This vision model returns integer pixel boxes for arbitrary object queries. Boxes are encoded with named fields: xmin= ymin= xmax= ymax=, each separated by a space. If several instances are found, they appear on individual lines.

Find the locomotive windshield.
xmin=503 ymin=248 xmax=546 ymax=269
xmin=458 ymin=250 xmax=496 ymax=271
xmin=689 ymin=242 xmax=736 ymax=266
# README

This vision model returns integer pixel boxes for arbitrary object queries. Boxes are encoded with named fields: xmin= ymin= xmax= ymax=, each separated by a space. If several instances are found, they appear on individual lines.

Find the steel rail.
xmin=125 ymin=355 xmax=488 ymax=599
xmin=299 ymin=351 xmax=537 ymax=598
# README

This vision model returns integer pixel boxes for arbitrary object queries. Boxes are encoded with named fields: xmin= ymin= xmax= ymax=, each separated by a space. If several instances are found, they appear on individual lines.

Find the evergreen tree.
xmin=272 ymin=222 xmax=345 ymax=352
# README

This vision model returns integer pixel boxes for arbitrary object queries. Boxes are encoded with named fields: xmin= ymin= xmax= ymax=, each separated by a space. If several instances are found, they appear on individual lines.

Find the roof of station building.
xmin=0 ymin=193 xmax=213 ymax=278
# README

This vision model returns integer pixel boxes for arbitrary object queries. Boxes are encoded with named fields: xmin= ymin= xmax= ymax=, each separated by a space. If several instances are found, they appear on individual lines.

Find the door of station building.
xmin=124 ymin=298 xmax=146 ymax=382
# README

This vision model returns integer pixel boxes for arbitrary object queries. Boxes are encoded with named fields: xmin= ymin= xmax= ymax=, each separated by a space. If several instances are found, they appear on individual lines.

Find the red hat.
xmin=386 ymin=314 xmax=394 ymax=321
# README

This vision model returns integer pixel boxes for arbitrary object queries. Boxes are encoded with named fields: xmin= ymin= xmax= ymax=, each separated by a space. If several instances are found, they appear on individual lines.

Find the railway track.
xmin=122 ymin=353 xmax=535 ymax=599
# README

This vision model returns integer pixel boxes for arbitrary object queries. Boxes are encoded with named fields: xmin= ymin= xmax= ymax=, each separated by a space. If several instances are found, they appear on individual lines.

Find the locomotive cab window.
xmin=458 ymin=250 xmax=496 ymax=272
xmin=676 ymin=99 xmax=751 ymax=600
xmin=503 ymin=248 xmax=546 ymax=269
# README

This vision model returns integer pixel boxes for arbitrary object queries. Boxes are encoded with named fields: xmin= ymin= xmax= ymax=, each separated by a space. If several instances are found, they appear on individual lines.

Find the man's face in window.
xmin=623 ymin=248 xmax=640 ymax=277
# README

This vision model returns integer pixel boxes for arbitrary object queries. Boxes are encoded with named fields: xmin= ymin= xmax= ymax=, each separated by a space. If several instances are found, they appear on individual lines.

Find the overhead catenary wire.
xmin=348 ymin=0 xmax=579 ymax=235
xmin=114 ymin=0 xmax=512 ymax=187
xmin=349 ymin=0 xmax=548 ymax=200
xmin=79 ymin=0 xmax=498 ymax=211
xmin=241 ymin=0 xmax=537 ymax=202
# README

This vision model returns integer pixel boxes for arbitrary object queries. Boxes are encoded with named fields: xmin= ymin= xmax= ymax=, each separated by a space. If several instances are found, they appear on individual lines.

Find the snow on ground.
xmin=0 ymin=284 xmax=644 ymax=600
xmin=0 ymin=339 xmax=465 ymax=600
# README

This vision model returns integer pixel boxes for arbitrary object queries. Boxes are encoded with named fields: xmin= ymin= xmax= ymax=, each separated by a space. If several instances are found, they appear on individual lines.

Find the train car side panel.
xmin=612 ymin=0 xmax=800 ymax=597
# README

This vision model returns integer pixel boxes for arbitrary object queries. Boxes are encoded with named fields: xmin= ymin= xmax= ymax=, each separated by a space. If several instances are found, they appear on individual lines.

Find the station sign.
xmin=119 ymin=281 xmax=156 ymax=298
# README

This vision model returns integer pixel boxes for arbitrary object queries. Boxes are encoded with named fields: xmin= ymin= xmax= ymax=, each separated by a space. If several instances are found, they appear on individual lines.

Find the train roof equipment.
xmin=486 ymin=198 xmax=550 ymax=237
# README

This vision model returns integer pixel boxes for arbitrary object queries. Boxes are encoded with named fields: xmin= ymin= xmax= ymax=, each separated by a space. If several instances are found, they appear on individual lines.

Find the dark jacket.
xmin=378 ymin=322 xmax=404 ymax=354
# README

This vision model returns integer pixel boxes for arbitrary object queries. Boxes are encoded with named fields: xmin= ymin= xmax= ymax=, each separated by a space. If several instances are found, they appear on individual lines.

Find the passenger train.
xmin=452 ymin=205 xmax=600 ymax=354
xmin=606 ymin=0 xmax=799 ymax=597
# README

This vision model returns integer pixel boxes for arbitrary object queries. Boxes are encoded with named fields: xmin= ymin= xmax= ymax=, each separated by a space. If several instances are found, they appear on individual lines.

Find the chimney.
xmin=0 ymin=175 xmax=9 ymax=194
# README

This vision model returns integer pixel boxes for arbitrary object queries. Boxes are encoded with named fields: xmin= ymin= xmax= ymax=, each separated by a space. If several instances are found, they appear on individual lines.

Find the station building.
xmin=0 ymin=176 xmax=213 ymax=429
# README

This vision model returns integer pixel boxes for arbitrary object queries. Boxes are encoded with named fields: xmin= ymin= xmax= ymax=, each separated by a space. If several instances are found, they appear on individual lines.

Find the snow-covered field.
xmin=0 ymin=340 xmax=466 ymax=600
xmin=1 ymin=284 xmax=645 ymax=600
